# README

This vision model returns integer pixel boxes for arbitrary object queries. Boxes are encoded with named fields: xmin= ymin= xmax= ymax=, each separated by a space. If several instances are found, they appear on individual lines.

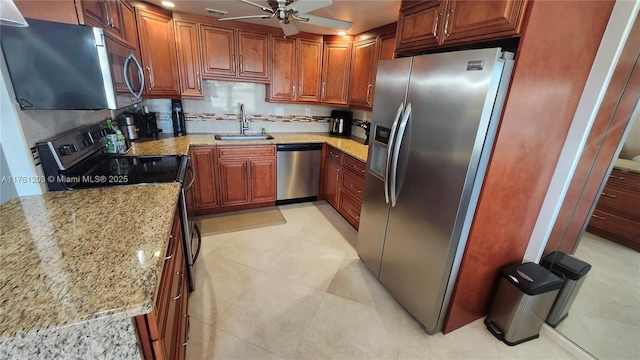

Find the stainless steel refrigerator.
xmin=357 ymin=48 xmax=514 ymax=334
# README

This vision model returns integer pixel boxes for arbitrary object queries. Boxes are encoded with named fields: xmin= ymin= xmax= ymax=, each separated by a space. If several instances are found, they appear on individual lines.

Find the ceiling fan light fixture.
xmin=206 ymin=8 xmax=229 ymax=16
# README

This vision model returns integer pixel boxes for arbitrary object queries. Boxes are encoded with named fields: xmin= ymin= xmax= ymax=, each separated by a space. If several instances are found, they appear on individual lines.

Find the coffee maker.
xmin=172 ymin=99 xmax=187 ymax=137
xmin=329 ymin=110 xmax=353 ymax=137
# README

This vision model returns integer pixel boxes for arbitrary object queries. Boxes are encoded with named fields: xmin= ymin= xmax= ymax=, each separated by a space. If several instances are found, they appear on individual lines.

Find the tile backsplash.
xmin=143 ymin=80 xmax=370 ymax=139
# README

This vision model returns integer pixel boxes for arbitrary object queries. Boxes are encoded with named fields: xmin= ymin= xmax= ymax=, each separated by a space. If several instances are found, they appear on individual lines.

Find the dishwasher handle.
xmin=276 ymin=143 xmax=323 ymax=151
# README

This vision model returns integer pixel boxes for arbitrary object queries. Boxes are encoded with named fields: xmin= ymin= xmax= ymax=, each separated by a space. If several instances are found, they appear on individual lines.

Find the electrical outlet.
xmin=363 ymin=112 xmax=367 ymax=121
xmin=305 ymin=107 xmax=311 ymax=116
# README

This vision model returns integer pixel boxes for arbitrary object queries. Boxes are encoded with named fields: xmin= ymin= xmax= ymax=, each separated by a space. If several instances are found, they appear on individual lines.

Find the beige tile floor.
xmin=553 ymin=232 xmax=640 ymax=360
xmin=186 ymin=201 xmax=584 ymax=360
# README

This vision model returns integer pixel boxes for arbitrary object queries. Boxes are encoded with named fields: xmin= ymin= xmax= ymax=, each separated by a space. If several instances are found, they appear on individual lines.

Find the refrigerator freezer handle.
xmin=390 ymin=102 xmax=412 ymax=207
xmin=385 ymin=103 xmax=404 ymax=204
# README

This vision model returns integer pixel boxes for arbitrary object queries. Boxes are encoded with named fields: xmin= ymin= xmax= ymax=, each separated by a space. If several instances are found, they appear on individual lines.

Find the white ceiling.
xmin=146 ymin=0 xmax=401 ymax=35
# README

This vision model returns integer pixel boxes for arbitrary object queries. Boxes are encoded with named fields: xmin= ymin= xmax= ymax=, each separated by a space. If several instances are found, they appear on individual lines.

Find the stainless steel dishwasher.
xmin=276 ymin=143 xmax=323 ymax=204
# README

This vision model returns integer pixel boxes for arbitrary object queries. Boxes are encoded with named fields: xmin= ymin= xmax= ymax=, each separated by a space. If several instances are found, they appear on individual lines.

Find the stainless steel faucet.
xmin=240 ymin=104 xmax=249 ymax=134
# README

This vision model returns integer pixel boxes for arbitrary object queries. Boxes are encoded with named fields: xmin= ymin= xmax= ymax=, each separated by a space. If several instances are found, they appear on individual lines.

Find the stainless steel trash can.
xmin=485 ymin=262 xmax=563 ymax=346
xmin=540 ymin=251 xmax=591 ymax=327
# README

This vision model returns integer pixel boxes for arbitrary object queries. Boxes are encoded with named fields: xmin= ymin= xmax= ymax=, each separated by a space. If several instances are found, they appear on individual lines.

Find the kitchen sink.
xmin=214 ymin=134 xmax=275 ymax=141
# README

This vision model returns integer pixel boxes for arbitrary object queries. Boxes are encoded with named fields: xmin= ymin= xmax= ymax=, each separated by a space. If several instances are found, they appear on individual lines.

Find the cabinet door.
xmin=136 ymin=8 xmax=181 ymax=97
xmin=120 ymin=0 xmax=138 ymax=48
xmin=269 ymin=36 xmax=297 ymax=101
xmin=200 ymin=25 xmax=237 ymax=79
xmin=379 ymin=34 xmax=396 ymax=61
xmin=349 ymin=38 xmax=379 ymax=109
xmin=396 ymin=1 xmax=445 ymax=53
xmin=297 ymin=38 xmax=323 ymax=102
xmin=14 ymin=0 xmax=80 ymax=24
xmin=321 ymin=41 xmax=351 ymax=105
xmin=175 ymin=20 xmax=203 ymax=99
xmin=190 ymin=147 xmax=219 ymax=210
xmin=219 ymin=159 xmax=251 ymax=207
xmin=250 ymin=158 xmax=277 ymax=203
xmin=324 ymin=159 xmax=341 ymax=209
xmin=237 ymin=30 xmax=270 ymax=82
xmin=82 ymin=0 xmax=125 ymax=40
xmin=442 ymin=0 xmax=526 ymax=45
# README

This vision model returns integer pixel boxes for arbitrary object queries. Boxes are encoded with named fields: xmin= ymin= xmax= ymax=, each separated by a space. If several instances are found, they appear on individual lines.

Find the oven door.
xmin=181 ymin=157 xmax=201 ymax=292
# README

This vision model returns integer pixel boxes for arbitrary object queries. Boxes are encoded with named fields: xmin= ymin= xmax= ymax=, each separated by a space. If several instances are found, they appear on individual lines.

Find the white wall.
xmin=524 ymin=1 xmax=640 ymax=262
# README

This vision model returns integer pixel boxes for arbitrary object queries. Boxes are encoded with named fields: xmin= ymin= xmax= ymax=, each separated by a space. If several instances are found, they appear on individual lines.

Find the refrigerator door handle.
xmin=390 ymin=102 xmax=412 ymax=207
xmin=385 ymin=103 xmax=404 ymax=204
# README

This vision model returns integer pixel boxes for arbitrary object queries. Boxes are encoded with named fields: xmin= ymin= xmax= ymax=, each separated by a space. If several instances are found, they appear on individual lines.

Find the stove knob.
xmin=60 ymin=144 xmax=75 ymax=156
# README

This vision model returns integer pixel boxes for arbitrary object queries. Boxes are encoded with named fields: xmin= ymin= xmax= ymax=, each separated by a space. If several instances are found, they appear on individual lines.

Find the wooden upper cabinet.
xmin=174 ymin=20 xmax=203 ymax=99
xmin=200 ymin=25 xmax=236 ymax=78
xmin=120 ymin=0 xmax=138 ymax=47
xmin=268 ymin=36 xmax=322 ymax=103
xmin=269 ymin=36 xmax=297 ymax=101
xmin=199 ymin=26 xmax=269 ymax=83
xmin=237 ymin=30 xmax=270 ymax=82
xmin=14 ymin=0 xmax=80 ymax=24
xmin=136 ymin=8 xmax=181 ymax=97
xmin=396 ymin=0 xmax=527 ymax=53
xmin=321 ymin=41 xmax=352 ymax=105
xmin=379 ymin=33 xmax=396 ymax=61
xmin=297 ymin=38 xmax=323 ymax=102
xmin=349 ymin=38 xmax=379 ymax=109
xmin=81 ymin=0 xmax=128 ymax=42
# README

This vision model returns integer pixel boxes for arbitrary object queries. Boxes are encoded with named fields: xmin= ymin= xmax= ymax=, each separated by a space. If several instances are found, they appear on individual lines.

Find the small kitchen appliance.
xmin=133 ymin=112 xmax=162 ymax=140
xmin=172 ymin=99 xmax=187 ymax=137
xmin=119 ymin=114 xmax=138 ymax=141
xmin=329 ymin=110 xmax=353 ymax=137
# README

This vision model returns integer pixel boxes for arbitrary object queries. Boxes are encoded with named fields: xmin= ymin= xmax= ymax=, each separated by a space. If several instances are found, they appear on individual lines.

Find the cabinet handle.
xmin=164 ymin=234 xmax=176 ymax=261
xmin=592 ymin=214 xmax=606 ymax=220
xmin=172 ymin=272 xmax=184 ymax=301
xmin=330 ymin=151 xmax=340 ymax=159
xmin=366 ymin=84 xmax=372 ymax=103
xmin=433 ymin=12 xmax=441 ymax=39
xmin=232 ymin=54 xmax=236 ymax=72
xmin=350 ymin=208 xmax=360 ymax=219
xmin=239 ymin=55 xmax=243 ymax=73
xmin=182 ymin=315 xmax=191 ymax=346
xmin=105 ymin=1 xmax=114 ymax=28
xmin=336 ymin=168 xmax=340 ymax=183
xmin=146 ymin=67 xmax=154 ymax=90
xmin=243 ymin=162 xmax=247 ymax=179
xmin=601 ymin=192 xmax=617 ymax=198
xmin=251 ymin=162 xmax=255 ymax=179
xmin=196 ymin=71 xmax=201 ymax=91
xmin=99 ymin=0 xmax=110 ymax=28
xmin=292 ymin=81 xmax=296 ymax=99
xmin=609 ymin=174 xmax=625 ymax=180
xmin=321 ymin=82 xmax=326 ymax=100
xmin=444 ymin=9 xmax=453 ymax=37
xmin=298 ymin=80 xmax=302 ymax=98
xmin=350 ymin=184 xmax=363 ymax=194
xmin=354 ymin=164 xmax=364 ymax=173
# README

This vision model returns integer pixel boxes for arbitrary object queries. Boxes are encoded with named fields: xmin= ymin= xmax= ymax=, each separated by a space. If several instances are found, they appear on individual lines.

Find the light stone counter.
xmin=128 ymin=133 xmax=369 ymax=162
xmin=0 ymin=183 xmax=181 ymax=359
xmin=614 ymin=158 xmax=640 ymax=174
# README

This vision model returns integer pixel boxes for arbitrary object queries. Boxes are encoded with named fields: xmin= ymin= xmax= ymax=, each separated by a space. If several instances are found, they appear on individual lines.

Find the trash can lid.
xmin=503 ymin=262 xmax=563 ymax=295
xmin=541 ymin=251 xmax=592 ymax=280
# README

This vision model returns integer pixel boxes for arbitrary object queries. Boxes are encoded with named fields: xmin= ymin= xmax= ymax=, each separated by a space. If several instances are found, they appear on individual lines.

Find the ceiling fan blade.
xmin=301 ymin=14 xmax=352 ymax=30
xmin=279 ymin=20 xmax=299 ymax=36
xmin=285 ymin=0 xmax=332 ymax=15
xmin=219 ymin=14 xmax=274 ymax=21
xmin=240 ymin=0 xmax=273 ymax=13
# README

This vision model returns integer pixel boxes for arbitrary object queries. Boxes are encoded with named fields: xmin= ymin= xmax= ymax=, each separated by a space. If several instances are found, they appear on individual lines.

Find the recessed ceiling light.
xmin=161 ymin=1 xmax=175 ymax=8
xmin=337 ymin=31 xmax=346 ymax=36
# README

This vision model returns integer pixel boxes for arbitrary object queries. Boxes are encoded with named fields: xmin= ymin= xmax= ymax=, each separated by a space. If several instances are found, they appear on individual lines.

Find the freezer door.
xmin=379 ymin=48 xmax=506 ymax=333
xmin=357 ymin=57 xmax=412 ymax=277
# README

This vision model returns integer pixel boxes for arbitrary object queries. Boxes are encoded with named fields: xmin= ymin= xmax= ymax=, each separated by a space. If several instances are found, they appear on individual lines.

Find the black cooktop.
xmin=63 ymin=154 xmax=186 ymax=189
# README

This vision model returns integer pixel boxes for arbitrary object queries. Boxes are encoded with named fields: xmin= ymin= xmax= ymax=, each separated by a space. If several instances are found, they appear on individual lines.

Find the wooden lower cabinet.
xmin=322 ymin=145 xmax=365 ymax=229
xmin=187 ymin=147 xmax=219 ymax=216
xmin=587 ymin=168 xmax=640 ymax=251
xmin=218 ymin=145 xmax=276 ymax=208
xmin=136 ymin=209 xmax=190 ymax=360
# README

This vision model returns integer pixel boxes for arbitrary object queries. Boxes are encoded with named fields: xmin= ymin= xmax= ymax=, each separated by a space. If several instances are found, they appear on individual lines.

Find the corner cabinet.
xmin=174 ymin=20 xmax=203 ymax=99
xmin=136 ymin=209 xmax=190 ymax=360
xmin=268 ymin=35 xmax=323 ymax=103
xmin=396 ymin=0 xmax=527 ymax=54
xmin=135 ymin=8 xmax=181 ymax=98
xmin=200 ymin=25 xmax=270 ymax=83
xmin=217 ymin=145 xmax=276 ymax=208
xmin=587 ymin=168 xmax=640 ymax=251
xmin=321 ymin=41 xmax=352 ymax=105
xmin=322 ymin=145 xmax=366 ymax=229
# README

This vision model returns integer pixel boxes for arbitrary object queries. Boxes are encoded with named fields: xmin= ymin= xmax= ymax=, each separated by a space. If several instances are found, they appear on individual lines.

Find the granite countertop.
xmin=614 ymin=158 xmax=640 ymax=174
xmin=128 ymin=133 xmax=369 ymax=162
xmin=0 ymin=183 xmax=181 ymax=340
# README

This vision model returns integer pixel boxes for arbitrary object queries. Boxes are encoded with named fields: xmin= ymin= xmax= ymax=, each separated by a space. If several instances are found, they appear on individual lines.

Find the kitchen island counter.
xmin=128 ymin=133 xmax=369 ymax=162
xmin=0 ymin=183 xmax=181 ymax=359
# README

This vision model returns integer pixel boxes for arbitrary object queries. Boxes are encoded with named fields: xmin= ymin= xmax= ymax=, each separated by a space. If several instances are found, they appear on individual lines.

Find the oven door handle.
xmin=184 ymin=158 xmax=196 ymax=191
xmin=191 ymin=223 xmax=201 ymax=263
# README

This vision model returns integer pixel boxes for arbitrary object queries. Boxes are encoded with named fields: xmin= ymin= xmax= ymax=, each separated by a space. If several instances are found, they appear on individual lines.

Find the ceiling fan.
xmin=219 ymin=0 xmax=353 ymax=36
